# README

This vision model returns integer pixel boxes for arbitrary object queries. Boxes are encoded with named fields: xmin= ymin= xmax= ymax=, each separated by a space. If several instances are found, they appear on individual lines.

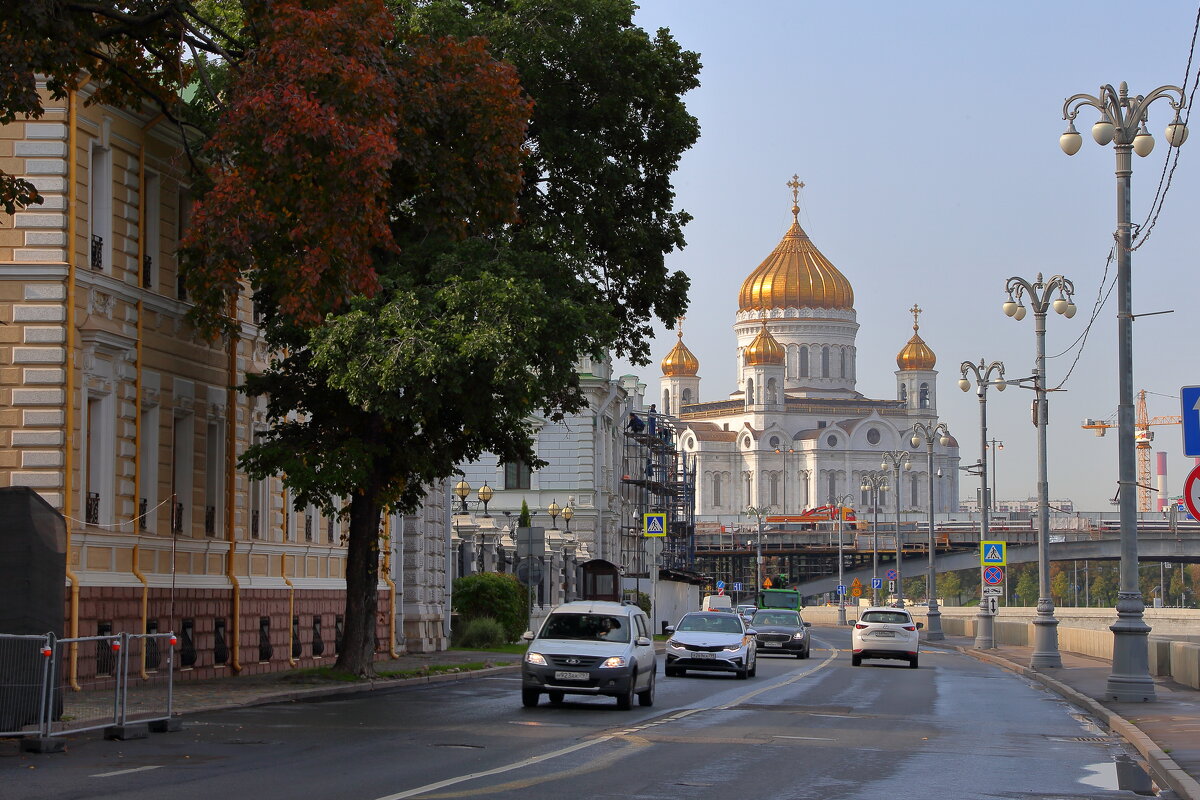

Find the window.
xmin=767 ymin=377 xmax=777 ymax=404
xmin=682 ymin=388 xmax=692 ymax=405
xmin=839 ymin=348 xmax=846 ymax=378
xmin=826 ymin=435 xmax=838 ymax=447
xmin=911 ymin=476 xmax=919 ymax=507
xmin=769 ymin=436 xmax=780 ymax=448
xmin=862 ymin=488 xmax=869 ymax=507
xmin=799 ymin=346 xmax=809 ymax=378
xmin=919 ymin=383 xmax=930 ymax=409
xmin=138 ymin=404 xmax=159 ymax=532
xmin=175 ymin=189 xmax=194 ymax=300
xmin=769 ymin=473 xmax=779 ymax=506
xmin=504 ymin=460 xmax=531 ymax=490
xmin=205 ymin=419 xmax=223 ymax=537
xmin=827 ymin=473 xmax=836 ymax=500
xmin=143 ymin=171 xmax=160 ymax=289
xmin=744 ymin=473 xmax=752 ymax=504
xmin=662 ymin=388 xmax=670 ymax=411
xmin=89 ymin=142 xmax=112 ymax=273
xmin=170 ymin=411 xmax=194 ymax=535
xmin=745 ymin=378 xmax=754 ymax=405
xmin=821 ymin=346 xmax=830 ymax=378
xmin=900 ymin=384 xmax=908 ymax=404
xmin=867 ymin=428 xmax=881 ymax=445
xmin=711 ymin=473 xmax=722 ymax=507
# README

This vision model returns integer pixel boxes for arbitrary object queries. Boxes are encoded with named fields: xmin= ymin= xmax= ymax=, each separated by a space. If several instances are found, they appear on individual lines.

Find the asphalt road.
xmin=1 ymin=631 xmax=1169 ymax=800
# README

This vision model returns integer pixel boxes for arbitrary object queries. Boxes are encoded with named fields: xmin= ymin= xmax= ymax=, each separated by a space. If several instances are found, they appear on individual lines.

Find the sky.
xmin=615 ymin=1 xmax=1200 ymax=512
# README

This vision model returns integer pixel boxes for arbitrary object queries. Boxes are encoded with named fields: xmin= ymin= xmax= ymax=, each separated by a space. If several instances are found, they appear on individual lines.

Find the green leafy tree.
xmin=938 ymin=570 xmax=962 ymax=605
xmin=452 ymin=573 xmax=527 ymax=642
xmin=1051 ymin=570 xmax=1072 ymax=607
xmin=1090 ymin=569 xmax=1118 ymax=608
xmin=1015 ymin=569 xmax=1038 ymax=607
xmin=519 ymin=500 xmax=532 ymax=528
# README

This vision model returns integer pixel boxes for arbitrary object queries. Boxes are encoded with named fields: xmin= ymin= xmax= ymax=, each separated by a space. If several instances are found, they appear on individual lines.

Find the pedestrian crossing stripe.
xmin=981 ymin=541 xmax=1007 ymax=565
xmin=643 ymin=513 xmax=666 ymax=537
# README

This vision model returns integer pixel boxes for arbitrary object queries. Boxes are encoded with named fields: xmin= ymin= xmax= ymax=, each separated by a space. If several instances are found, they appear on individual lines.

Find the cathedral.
xmin=658 ymin=179 xmax=960 ymax=519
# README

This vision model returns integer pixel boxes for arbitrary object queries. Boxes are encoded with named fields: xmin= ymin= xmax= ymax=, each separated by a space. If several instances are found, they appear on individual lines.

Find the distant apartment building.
xmin=1 ymin=81 xmax=448 ymax=681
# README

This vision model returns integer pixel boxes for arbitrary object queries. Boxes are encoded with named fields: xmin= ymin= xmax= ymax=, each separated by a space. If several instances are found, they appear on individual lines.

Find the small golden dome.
xmin=661 ymin=330 xmax=699 ymax=377
xmin=897 ymin=304 xmax=936 ymax=370
xmin=738 ymin=180 xmax=853 ymax=312
xmin=744 ymin=320 xmax=785 ymax=366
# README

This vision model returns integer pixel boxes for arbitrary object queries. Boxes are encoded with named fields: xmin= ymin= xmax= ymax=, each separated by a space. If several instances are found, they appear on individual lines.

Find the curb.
xmin=170 ymin=663 xmax=521 ymax=717
xmin=931 ymin=642 xmax=1200 ymax=800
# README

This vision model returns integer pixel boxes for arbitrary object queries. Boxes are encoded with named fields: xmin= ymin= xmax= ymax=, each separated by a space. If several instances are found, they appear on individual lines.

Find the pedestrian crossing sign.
xmin=643 ymin=512 xmax=666 ymax=537
xmin=981 ymin=541 xmax=1007 ymax=566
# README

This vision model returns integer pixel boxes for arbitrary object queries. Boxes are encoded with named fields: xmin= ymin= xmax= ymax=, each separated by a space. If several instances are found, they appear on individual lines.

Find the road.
xmin=1 ymin=630 xmax=1167 ymax=799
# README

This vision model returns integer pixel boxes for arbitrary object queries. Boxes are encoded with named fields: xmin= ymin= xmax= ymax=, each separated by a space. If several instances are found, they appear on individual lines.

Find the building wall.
xmin=1 ymin=84 xmax=449 ymax=675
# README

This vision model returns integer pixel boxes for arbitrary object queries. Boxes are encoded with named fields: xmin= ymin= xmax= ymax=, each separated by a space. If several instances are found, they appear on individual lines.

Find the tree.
xmin=1051 ymin=570 xmax=1071 ymax=607
xmin=1015 ymin=569 xmax=1038 ymax=607
xmin=452 ymin=572 xmax=527 ymax=642
xmin=938 ymin=570 xmax=961 ymax=605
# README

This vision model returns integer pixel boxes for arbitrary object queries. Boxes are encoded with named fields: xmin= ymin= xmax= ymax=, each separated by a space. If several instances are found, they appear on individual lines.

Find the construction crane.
xmin=1081 ymin=389 xmax=1181 ymax=511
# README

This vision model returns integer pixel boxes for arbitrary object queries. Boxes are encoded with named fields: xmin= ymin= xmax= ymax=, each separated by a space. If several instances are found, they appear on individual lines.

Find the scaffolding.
xmin=619 ymin=409 xmax=696 ymax=577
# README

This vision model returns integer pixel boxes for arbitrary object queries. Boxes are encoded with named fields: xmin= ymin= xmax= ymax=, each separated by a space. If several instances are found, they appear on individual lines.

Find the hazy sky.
xmin=617 ymin=1 xmax=1200 ymax=512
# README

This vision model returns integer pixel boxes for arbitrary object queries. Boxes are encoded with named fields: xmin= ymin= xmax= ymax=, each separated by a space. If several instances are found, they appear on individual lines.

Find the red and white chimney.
xmin=1156 ymin=451 xmax=1168 ymax=511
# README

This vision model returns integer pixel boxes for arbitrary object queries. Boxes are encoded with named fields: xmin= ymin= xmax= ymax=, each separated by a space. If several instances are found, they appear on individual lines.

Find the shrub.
xmin=454 ymin=617 xmax=507 ymax=649
xmin=452 ymin=572 xmax=527 ymax=642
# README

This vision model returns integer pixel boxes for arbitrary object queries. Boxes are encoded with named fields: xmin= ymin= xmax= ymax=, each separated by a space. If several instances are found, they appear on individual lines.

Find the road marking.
xmin=375 ymin=642 xmax=838 ymax=800
xmin=773 ymin=735 xmax=836 ymax=741
xmin=91 ymin=765 xmax=164 ymax=778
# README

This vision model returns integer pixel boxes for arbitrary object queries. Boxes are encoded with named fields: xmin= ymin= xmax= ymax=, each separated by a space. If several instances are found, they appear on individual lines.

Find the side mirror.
xmin=665 ymin=625 xmax=676 ymax=633
xmin=745 ymin=628 xmax=758 ymax=636
xmin=915 ymin=622 xmax=924 ymax=629
xmin=848 ymin=619 xmax=857 ymax=625
xmin=803 ymin=622 xmax=812 ymax=628
xmin=521 ymin=630 xmax=535 ymax=641
xmin=636 ymin=636 xmax=651 ymax=647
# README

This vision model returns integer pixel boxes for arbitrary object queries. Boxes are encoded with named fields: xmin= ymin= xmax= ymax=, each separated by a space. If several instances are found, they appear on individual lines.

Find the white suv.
xmin=851 ymin=607 xmax=923 ymax=668
xmin=521 ymin=601 xmax=656 ymax=709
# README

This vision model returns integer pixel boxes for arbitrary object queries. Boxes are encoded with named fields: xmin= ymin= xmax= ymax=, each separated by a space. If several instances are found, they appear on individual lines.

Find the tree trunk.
xmin=336 ymin=488 xmax=384 ymax=676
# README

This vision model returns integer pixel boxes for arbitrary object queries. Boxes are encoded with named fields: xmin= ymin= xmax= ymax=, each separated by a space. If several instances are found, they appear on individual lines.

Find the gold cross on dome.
xmin=910 ymin=303 xmax=922 ymax=329
xmin=676 ymin=315 xmax=685 ymax=339
xmin=787 ymin=174 xmax=804 ymax=221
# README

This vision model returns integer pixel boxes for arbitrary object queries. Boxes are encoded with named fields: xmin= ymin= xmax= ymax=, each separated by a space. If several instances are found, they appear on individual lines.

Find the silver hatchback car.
xmin=521 ymin=601 xmax=656 ymax=709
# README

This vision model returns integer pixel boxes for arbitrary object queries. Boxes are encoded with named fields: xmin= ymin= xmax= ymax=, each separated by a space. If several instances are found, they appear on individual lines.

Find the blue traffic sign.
xmin=871 ymin=577 xmax=883 ymax=590
xmin=1182 ymin=386 xmax=1200 ymax=457
xmin=886 ymin=569 xmax=898 ymax=581
xmin=836 ymin=584 xmax=846 ymax=595
xmin=715 ymin=580 xmax=725 ymax=589
xmin=732 ymin=582 xmax=743 ymax=592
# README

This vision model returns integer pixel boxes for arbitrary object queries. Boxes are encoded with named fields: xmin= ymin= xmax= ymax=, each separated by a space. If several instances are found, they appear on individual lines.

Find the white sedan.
xmin=851 ymin=607 xmax=922 ymax=668
xmin=664 ymin=612 xmax=757 ymax=679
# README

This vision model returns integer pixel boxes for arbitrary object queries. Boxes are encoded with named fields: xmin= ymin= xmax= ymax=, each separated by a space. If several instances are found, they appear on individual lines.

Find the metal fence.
xmin=0 ymin=631 xmax=176 ymax=742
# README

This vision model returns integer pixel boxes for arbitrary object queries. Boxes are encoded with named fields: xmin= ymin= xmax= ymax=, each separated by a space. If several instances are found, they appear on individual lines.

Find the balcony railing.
xmin=205 ymin=505 xmax=216 ymax=537
xmin=86 ymin=492 xmax=100 ymax=524
xmin=90 ymin=235 xmax=103 ymax=270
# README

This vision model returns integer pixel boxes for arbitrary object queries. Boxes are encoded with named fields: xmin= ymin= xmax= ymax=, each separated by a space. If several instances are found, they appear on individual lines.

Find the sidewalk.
xmin=926 ymin=634 xmax=1200 ymax=800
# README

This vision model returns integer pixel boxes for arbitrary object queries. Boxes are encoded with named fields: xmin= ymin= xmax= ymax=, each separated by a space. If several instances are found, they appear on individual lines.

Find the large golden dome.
xmin=744 ymin=320 xmax=785 ymax=366
xmin=738 ymin=183 xmax=854 ymax=312
xmin=661 ymin=330 xmax=699 ymax=377
xmin=897 ymin=304 xmax=936 ymax=370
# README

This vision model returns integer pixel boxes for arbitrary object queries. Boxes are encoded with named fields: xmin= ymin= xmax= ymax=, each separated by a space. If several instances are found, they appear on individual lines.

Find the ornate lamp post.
xmin=880 ymin=451 xmax=912 ymax=607
xmin=562 ymin=504 xmax=573 ymax=532
xmin=960 ymin=359 xmax=1006 ymax=649
xmin=1003 ymin=272 xmax=1076 ymax=669
xmin=910 ymin=422 xmax=952 ymax=641
xmin=860 ymin=471 xmax=889 ymax=605
xmin=477 ymin=483 xmax=493 ymax=517
xmin=830 ymin=494 xmax=855 ymax=624
xmin=547 ymin=500 xmax=561 ymax=529
xmin=746 ymin=505 xmax=771 ymax=606
xmin=453 ymin=479 xmax=471 ymax=514
xmin=1061 ymin=81 xmax=1187 ymax=701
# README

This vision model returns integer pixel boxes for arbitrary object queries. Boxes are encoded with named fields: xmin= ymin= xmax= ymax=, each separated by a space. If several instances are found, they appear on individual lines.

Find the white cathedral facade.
xmin=658 ymin=183 xmax=960 ymax=520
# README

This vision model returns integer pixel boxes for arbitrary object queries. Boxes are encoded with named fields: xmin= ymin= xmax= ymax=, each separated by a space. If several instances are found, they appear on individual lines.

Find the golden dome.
xmin=897 ymin=304 xmax=936 ymax=370
xmin=744 ymin=320 xmax=785 ymax=366
xmin=661 ymin=330 xmax=699 ymax=377
xmin=738 ymin=182 xmax=853 ymax=312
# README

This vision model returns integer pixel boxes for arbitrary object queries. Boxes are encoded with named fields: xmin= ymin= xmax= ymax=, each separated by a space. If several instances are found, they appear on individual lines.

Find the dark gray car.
xmin=750 ymin=609 xmax=811 ymax=658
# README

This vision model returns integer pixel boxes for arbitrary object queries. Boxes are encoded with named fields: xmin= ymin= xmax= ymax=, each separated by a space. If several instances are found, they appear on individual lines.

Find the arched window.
xmin=711 ymin=473 xmax=722 ymax=507
xmin=799 ymin=346 xmax=809 ymax=378
xmin=745 ymin=377 xmax=755 ymax=405
xmin=839 ymin=348 xmax=846 ymax=378
xmin=682 ymin=388 xmax=692 ymax=405
xmin=911 ymin=475 xmax=919 ymax=507
xmin=767 ymin=378 xmax=777 ymax=404
xmin=821 ymin=347 xmax=830 ymax=378
xmin=769 ymin=473 xmax=779 ymax=507
xmin=899 ymin=384 xmax=908 ymax=404
xmin=862 ymin=487 xmax=869 ymax=507
xmin=744 ymin=472 xmax=753 ymax=505
xmin=827 ymin=472 xmax=836 ymax=501
xmin=663 ymin=388 xmax=670 ymax=412
xmin=919 ymin=382 xmax=930 ymax=409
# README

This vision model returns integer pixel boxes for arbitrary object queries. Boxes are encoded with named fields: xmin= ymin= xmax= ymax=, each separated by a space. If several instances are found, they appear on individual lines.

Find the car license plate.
xmin=764 ymin=642 xmax=783 ymax=648
xmin=554 ymin=671 xmax=589 ymax=681
xmin=692 ymin=651 xmax=715 ymax=659
xmin=874 ymin=630 xmax=895 ymax=637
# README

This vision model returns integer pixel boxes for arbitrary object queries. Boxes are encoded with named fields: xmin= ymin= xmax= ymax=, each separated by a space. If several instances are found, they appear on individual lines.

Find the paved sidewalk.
xmin=925 ymin=634 xmax=1200 ymax=800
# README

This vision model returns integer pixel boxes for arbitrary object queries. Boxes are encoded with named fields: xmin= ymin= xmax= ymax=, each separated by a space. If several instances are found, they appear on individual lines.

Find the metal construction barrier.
xmin=0 ymin=631 xmax=177 ymax=744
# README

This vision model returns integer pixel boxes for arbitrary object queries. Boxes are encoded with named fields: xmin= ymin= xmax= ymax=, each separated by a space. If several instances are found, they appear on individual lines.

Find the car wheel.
xmin=617 ymin=672 xmax=636 ymax=710
xmin=521 ymin=688 xmax=540 ymax=707
xmin=637 ymin=671 xmax=655 ymax=707
xmin=909 ymin=655 xmax=919 ymax=669
xmin=735 ymin=663 xmax=748 ymax=680
xmin=851 ymin=654 xmax=862 ymax=667
xmin=665 ymin=666 xmax=682 ymax=677
xmin=798 ymin=647 xmax=809 ymax=659
xmin=548 ymin=691 xmax=564 ymax=704
xmin=748 ymin=656 xmax=757 ymax=678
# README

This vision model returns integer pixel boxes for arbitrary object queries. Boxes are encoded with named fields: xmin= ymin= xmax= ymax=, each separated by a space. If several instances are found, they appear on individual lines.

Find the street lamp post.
xmin=746 ymin=505 xmax=771 ymax=607
xmin=830 ymin=494 xmax=855 ymax=624
xmin=1061 ymin=81 xmax=1187 ymax=701
xmin=860 ymin=471 xmax=889 ymax=605
xmin=960 ymin=359 xmax=1007 ymax=649
xmin=910 ymin=422 xmax=952 ymax=641
xmin=1003 ymin=272 xmax=1077 ymax=669
xmin=880 ymin=450 xmax=912 ymax=607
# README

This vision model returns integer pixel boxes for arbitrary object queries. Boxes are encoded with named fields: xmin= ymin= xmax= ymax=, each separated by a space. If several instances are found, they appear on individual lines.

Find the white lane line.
xmin=91 ymin=765 xmax=164 ymax=778
xmin=774 ymin=736 xmax=836 ymax=741
xmin=376 ymin=642 xmax=839 ymax=800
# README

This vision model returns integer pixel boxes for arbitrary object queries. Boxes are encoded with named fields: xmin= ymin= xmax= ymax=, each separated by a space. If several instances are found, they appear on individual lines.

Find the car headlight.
xmin=525 ymin=651 xmax=547 ymax=666
xmin=666 ymin=638 xmax=682 ymax=648
xmin=723 ymin=643 xmax=743 ymax=651
xmin=601 ymin=656 xmax=627 ymax=668
xmin=793 ymin=631 xmax=806 ymax=639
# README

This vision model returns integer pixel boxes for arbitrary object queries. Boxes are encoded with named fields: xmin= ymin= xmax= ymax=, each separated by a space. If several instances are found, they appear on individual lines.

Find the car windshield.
xmin=860 ymin=611 xmax=912 ymax=625
xmin=752 ymin=612 xmax=799 ymax=626
xmin=540 ymin=613 xmax=630 ymax=643
xmin=677 ymin=614 xmax=743 ymax=634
